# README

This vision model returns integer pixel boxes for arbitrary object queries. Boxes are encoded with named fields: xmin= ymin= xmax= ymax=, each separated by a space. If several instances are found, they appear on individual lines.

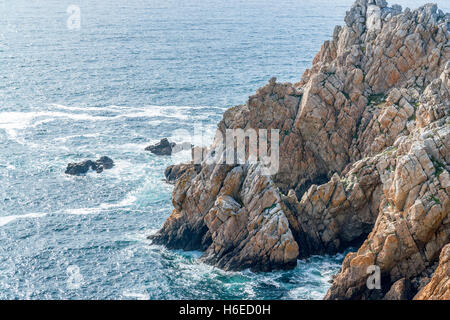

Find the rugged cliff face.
xmin=413 ymin=243 xmax=450 ymax=300
xmin=150 ymin=0 xmax=449 ymax=299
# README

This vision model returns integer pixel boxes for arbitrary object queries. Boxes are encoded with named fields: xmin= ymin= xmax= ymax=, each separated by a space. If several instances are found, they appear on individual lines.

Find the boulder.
xmin=94 ymin=156 xmax=115 ymax=173
xmin=65 ymin=160 xmax=96 ymax=175
xmin=65 ymin=156 xmax=114 ymax=175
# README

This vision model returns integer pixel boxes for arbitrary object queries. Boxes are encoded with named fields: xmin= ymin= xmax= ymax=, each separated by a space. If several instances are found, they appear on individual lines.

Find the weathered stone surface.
xmin=414 ymin=244 xmax=450 ymax=300
xmin=325 ymin=63 xmax=449 ymax=300
xmin=201 ymin=165 xmax=299 ymax=271
xmin=383 ymin=278 xmax=413 ymax=300
xmin=150 ymin=0 xmax=450 ymax=291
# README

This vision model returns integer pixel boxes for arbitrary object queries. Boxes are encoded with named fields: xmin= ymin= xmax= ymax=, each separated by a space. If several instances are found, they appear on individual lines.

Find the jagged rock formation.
xmin=150 ymin=0 xmax=449 ymax=298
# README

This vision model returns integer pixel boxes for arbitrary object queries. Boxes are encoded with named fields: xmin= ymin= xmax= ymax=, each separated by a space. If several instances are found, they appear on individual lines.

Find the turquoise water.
xmin=1 ymin=0 xmax=448 ymax=300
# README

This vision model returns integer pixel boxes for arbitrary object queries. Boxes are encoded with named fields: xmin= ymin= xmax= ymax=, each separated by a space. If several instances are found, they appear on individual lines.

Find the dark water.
xmin=1 ymin=0 xmax=448 ymax=299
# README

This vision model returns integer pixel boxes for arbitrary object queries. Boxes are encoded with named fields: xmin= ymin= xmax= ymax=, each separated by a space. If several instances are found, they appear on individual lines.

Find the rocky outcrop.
xmin=152 ymin=162 xmax=299 ymax=271
xmin=65 ymin=160 xmax=95 ymax=175
xmin=413 ymin=243 xmax=450 ymax=300
xmin=325 ymin=109 xmax=450 ymax=299
xmin=65 ymin=156 xmax=114 ymax=175
xmin=383 ymin=278 xmax=413 ymax=300
xmin=150 ymin=0 xmax=449 ymax=299
xmin=164 ymin=163 xmax=201 ymax=184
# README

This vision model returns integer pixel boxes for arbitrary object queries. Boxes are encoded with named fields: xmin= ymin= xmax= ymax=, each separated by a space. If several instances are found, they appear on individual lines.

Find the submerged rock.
xmin=65 ymin=156 xmax=114 ymax=175
xmin=150 ymin=0 xmax=449 ymax=298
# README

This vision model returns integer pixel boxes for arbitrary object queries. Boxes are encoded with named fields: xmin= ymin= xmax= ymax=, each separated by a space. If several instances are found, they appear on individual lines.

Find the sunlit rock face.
xmin=151 ymin=0 xmax=449 ymax=299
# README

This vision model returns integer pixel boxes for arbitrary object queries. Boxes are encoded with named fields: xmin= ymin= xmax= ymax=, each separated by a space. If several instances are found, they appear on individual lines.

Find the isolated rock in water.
xmin=151 ymin=0 xmax=450 ymax=290
xmin=65 ymin=160 xmax=96 ymax=175
xmin=145 ymin=138 xmax=176 ymax=155
xmin=164 ymin=163 xmax=201 ymax=184
xmin=65 ymin=156 xmax=114 ymax=175
xmin=94 ymin=156 xmax=115 ymax=173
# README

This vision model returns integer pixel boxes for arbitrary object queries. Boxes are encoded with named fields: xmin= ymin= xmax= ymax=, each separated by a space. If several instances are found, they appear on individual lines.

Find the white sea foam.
xmin=0 ymin=193 xmax=137 ymax=226
xmin=64 ymin=207 xmax=103 ymax=216
xmin=242 ymin=283 xmax=256 ymax=299
xmin=111 ymin=142 xmax=149 ymax=152
xmin=50 ymin=104 xmax=124 ymax=112
xmin=118 ymin=109 xmax=188 ymax=120
xmin=51 ymin=104 xmax=219 ymax=121
xmin=65 ymin=195 xmax=137 ymax=216
xmin=0 ymin=111 xmax=109 ymax=141
xmin=0 ymin=105 xmax=221 ymax=143
xmin=103 ymin=159 xmax=147 ymax=179
xmin=53 ymin=133 xmax=100 ymax=143
xmin=0 ymin=212 xmax=48 ymax=227
xmin=0 ymin=112 xmax=32 ymax=140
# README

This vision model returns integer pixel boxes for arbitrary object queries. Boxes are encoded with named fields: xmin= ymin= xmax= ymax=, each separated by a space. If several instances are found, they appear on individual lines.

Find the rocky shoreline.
xmin=150 ymin=0 xmax=449 ymax=299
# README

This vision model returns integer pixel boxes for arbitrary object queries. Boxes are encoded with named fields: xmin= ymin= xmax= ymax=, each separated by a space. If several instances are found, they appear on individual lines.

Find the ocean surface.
xmin=1 ymin=0 xmax=449 ymax=300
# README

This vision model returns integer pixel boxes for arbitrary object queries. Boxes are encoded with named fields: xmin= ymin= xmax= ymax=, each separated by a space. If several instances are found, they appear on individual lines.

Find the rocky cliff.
xmin=150 ymin=0 xmax=449 ymax=299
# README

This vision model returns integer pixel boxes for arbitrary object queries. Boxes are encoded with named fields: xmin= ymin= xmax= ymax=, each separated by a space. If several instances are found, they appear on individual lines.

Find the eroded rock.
xmin=150 ymin=0 xmax=450 ymax=292
xmin=414 ymin=243 xmax=450 ymax=300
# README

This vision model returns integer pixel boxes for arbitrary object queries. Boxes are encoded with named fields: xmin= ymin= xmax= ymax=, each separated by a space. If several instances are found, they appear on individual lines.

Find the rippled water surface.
xmin=1 ymin=0 xmax=449 ymax=299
